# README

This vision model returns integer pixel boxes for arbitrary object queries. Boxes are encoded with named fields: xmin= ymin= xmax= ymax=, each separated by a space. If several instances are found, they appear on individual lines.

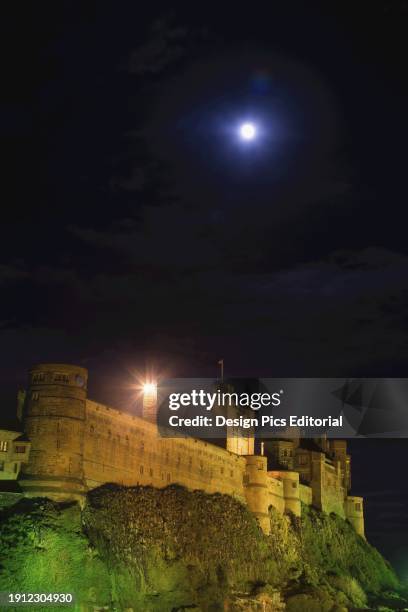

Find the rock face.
xmin=0 ymin=484 xmax=404 ymax=611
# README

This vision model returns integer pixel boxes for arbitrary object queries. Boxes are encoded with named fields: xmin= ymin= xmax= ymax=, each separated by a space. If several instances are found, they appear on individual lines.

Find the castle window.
xmin=14 ymin=446 xmax=26 ymax=454
xmin=292 ymin=482 xmax=297 ymax=489
xmin=0 ymin=441 xmax=8 ymax=452
xmin=32 ymin=373 xmax=44 ymax=383
xmin=230 ymin=470 xmax=233 ymax=478
xmin=355 ymin=503 xmax=361 ymax=512
xmin=149 ymin=468 xmax=153 ymax=477
xmin=54 ymin=373 xmax=69 ymax=384
xmin=0 ymin=461 xmax=4 ymax=471
xmin=220 ymin=467 xmax=224 ymax=475
xmin=167 ymin=473 xmax=171 ymax=482
xmin=31 ymin=392 xmax=39 ymax=401
xmin=75 ymin=374 xmax=85 ymax=388
xmin=14 ymin=463 xmax=18 ymax=473
xmin=90 ymin=425 xmax=94 ymax=434
xmin=140 ymin=465 xmax=144 ymax=475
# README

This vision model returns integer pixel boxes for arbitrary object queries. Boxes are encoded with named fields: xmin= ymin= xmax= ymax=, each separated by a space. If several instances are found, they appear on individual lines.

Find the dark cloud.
xmin=127 ymin=19 xmax=189 ymax=76
xmin=2 ymin=244 xmax=408 ymax=384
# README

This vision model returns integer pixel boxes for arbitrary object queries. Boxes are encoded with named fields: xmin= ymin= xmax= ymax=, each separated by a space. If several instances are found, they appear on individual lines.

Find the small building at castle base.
xmin=0 ymin=364 xmax=365 ymax=539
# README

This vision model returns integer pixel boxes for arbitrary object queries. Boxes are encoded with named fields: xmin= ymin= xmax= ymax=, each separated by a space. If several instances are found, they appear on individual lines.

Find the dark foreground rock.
xmin=0 ymin=484 xmax=406 ymax=611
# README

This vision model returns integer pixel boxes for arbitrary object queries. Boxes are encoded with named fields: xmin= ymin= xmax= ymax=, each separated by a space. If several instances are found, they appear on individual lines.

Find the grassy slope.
xmin=0 ymin=485 xmax=403 ymax=611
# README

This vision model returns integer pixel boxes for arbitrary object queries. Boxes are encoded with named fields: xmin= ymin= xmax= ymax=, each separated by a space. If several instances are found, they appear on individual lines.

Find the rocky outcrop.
xmin=0 ymin=484 xmax=405 ymax=611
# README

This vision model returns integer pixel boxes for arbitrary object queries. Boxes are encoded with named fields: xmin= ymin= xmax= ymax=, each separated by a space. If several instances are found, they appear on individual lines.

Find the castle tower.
xmin=345 ymin=496 xmax=365 ymax=538
xmin=214 ymin=382 xmax=255 ymax=455
xmin=19 ymin=364 xmax=88 ymax=502
xmin=226 ymin=409 xmax=255 ymax=456
xmin=328 ymin=439 xmax=351 ymax=491
xmin=244 ymin=455 xmax=271 ymax=534
xmin=269 ymin=470 xmax=301 ymax=516
xmin=310 ymin=450 xmax=325 ymax=511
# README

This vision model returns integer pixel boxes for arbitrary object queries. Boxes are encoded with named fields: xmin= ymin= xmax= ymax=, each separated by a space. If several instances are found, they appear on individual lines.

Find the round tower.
xmin=243 ymin=455 xmax=271 ymax=534
xmin=269 ymin=470 xmax=301 ymax=516
xmin=19 ymin=364 xmax=88 ymax=502
xmin=345 ymin=496 xmax=365 ymax=539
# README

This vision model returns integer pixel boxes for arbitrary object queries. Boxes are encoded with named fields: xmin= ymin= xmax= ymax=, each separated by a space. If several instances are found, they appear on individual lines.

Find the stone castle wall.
xmin=84 ymin=399 xmax=247 ymax=502
xmin=18 ymin=364 xmax=364 ymax=537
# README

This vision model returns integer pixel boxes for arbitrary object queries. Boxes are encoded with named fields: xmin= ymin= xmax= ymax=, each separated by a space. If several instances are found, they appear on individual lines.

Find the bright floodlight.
xmin=240 ymin=122 xmax=256 ymax=140
xmin=143 ymin=382 xmax=156 ymax=394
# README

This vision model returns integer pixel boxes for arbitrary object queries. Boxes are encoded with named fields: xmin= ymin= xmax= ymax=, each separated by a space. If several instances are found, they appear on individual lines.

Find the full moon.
xmin=239 ymin=122 xmax=256 ymax=140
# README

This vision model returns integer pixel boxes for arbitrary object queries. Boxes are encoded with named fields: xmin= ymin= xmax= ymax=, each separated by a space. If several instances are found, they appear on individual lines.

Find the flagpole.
xmin=218 ymin=359 xmax=224 ymax=382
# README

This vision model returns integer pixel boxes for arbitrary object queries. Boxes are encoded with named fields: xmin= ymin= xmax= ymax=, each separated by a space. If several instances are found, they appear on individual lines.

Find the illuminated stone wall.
xmin=84 ymin=400 xmax=247 ymax=502
xmin=18 ymin=364 xmax=364 ymax=537
xmin=83 ymin=401 xmax=310 ymax=535
xmin=299 ymin=483 xmax=313 ymax=505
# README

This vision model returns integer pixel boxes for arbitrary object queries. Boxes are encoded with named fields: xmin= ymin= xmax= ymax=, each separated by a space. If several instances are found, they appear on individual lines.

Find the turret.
xmin=269 ymin=470 xmax=301 ymax=516
xmin=243 ymin=455 xmax=271 ymax=534
xmin=345 ymin=496 xmax=365 ymax=538
xmin=19 ymin=364 xmax=87 ymax=502
xmin=226 ymin=405 xmax=255 ymax=456
xmin=329 ymin=439 xmax=351 ymax=491
xmin=310 ymin=451 xmax=325 ymax=511
xmin=214 ymin=381 xmax=255 ymax=456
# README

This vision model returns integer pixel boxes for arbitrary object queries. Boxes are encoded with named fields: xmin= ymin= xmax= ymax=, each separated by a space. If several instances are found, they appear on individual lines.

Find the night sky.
xmin=1 ymin=1 xmax=408 ymax=576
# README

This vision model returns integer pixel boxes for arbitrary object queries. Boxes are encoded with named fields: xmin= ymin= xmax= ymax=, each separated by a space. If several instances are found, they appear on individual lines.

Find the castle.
xmin=0 ymin=363 xmax=364 ymax=538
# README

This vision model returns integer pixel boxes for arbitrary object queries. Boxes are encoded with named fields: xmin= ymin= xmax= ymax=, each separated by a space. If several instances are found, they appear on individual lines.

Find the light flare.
xmin=239 ymin=122 xmax=256 ymax=140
